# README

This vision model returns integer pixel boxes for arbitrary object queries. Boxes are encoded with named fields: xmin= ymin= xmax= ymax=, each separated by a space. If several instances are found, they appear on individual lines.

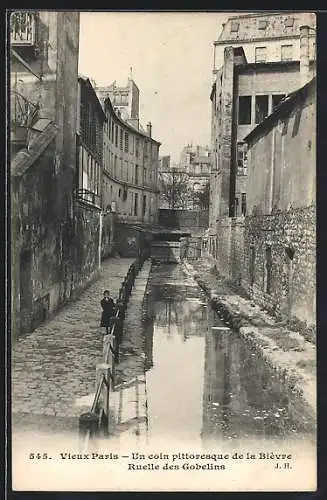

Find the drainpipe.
xmin=300 ymin=24 xmax=311 ymax=87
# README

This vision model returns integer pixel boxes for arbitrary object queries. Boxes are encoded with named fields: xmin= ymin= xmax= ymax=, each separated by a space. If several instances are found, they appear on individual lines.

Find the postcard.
xmin=9 ymin=9 xmax=316 ymax=492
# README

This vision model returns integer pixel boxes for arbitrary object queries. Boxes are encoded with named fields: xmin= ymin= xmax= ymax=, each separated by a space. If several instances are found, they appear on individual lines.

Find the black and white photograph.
xmin=9 ymin=9 xmax=316 ymax=492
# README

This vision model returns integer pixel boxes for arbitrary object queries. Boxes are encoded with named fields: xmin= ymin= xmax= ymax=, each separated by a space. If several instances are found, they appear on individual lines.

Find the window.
xmin=255 ymin=95 xmax=268 ymax=123
xmin=118 ymin=188 xmax=122 ymax=198
xmin=130 ymin=193 xmax=133 ymax=215
xmin=115 ymin=125 xmax=118 ymax=147
xmin=237 ymin=142 xmax=248 ymax=174
xmin=265 ymin=246 xmax=272 ymax=294
xmin=281 ymin=44 xmax=293 ymax=61
xmin=142 ymin=195 xmax=147 ymax=216
xmin=111 ymin=121 xmax=115 ymax=142
xmin=238 ymin=96 xmax=252 ymax=125
xmin=134 ymin=192 xmax=138 ymax=216
xmin=284 ymin=17 xmax=294 ymax=28
xmin=258 ymin=19 xmax=267 ymax=30
xmin=124 ymin=131 xmax=129 ymax=152
xmin=255 ymin=46 xmax=267 ymax=63
xmin=230 ymin=21 xmax=239 ymax=33
xmin=135 ymin=165 xmax=139 ymax=185
xmin=241 ymin=193 xmax=246 ymax=216
xmin=234 ymin=197 xmax=239 ymax=216
xmin=119 ymin=128 xmax=123 ymax=150
xmin=272 ymin=94 xmax=286 ymax=111
xmin=135 ymin=137 xmax=139 ymax=158
xmin=114 ymin=155 xmax=117 ymax=177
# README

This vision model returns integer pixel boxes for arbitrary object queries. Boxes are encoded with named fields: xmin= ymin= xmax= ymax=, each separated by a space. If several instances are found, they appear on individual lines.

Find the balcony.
xmin=11 ymin=90 xmax=40 ymax=152
xmin=74 ymin=188 xmax=101 ymax=209
xmin=10 ymin=11 xmax=37 ymax=47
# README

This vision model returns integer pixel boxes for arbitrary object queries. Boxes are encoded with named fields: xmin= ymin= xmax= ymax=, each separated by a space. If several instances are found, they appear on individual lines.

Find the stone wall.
xmin=158 ymin=209 xmax=209 ymax=234
xmin=209 ymin=217 xmax=245 ymax=285
xmin=208 ymin=206 xmax=315 ymax=336
xmin=151 ymin=242 xmax=181 ymax=263
xmin=244 ymin=205 xmax=316 ymax=333
xmin=115 ymin=223 xmax=153 ymax=258
xmin=12 ymin=136 xmax=102 ymax=337
xmin=101 ymin=213 xmax=116 ymax=260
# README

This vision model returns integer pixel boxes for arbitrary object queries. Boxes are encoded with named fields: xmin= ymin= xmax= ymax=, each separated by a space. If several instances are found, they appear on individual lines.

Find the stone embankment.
xmin=109 ymin=260 xmax=152 ymax=444
xmin=183 ymin=258 xmax=316 ymax=420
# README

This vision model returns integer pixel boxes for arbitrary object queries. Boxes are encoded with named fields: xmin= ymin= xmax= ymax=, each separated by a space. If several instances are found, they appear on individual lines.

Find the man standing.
xmin=100 ymin=290 xmax=115 ymax=334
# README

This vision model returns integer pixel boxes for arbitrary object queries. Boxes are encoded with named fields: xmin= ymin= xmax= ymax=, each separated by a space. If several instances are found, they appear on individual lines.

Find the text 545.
xmin=29 ymin=453 xmax=50 ymax=460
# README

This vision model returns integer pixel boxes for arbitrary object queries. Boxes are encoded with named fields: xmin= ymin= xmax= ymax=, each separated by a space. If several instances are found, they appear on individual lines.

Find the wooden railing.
xmin=79 ymin=249 xmax=149 ymax=450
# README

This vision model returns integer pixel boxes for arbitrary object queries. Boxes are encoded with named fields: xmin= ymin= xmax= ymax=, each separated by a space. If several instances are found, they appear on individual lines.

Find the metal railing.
xmin=79 ymin=249 xmax=150 ymax=450
xmin=74 ymin=188 xmax=101 ymax=207
xmin=10 ymin=11 xmax=37 ymax=46
xmin=11 ymin=90 xmax=40 ymax=128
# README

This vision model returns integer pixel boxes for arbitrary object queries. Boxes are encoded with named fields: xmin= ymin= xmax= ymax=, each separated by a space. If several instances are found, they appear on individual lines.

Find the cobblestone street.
xmin=12 ymin=257 xmax=134 ymax=429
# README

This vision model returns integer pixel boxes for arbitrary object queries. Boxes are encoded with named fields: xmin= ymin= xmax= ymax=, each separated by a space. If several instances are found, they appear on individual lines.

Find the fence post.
xmin=78 ymin=412 xmax=98 ymax=450
xmin=96 ymin=363 xmax=111 ymax=435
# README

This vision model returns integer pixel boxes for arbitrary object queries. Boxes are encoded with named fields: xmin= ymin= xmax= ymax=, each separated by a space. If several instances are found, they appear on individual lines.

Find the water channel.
xmin=143 ymin=263 xmax=315 ymax=450
xmin=12 ymin=261 xmax=316 ymax=491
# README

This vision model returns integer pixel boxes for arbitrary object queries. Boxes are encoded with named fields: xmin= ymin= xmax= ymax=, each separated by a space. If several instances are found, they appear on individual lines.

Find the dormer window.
xmin=284 ymin=17 xmax=294 ymax=28
xmin=258 ymin=20 xmax=268 ymax=30
xmin=231 ymin=21 xmax=240 ymax=33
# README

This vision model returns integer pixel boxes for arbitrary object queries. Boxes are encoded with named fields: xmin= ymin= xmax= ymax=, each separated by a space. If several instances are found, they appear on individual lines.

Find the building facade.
xmin=210 ymin=12 xmax=316 ymax=228
xmin=96 ymin=76 xmax=140 ymax=130
xmin=158 ymin=155 xmax=171 ymax=173
xmin=102 ymin=95 xmax=161 ymax=227
xmin=76 ymin=76 xmax=106 ymax=208
xmin=207 ymin=11 xmax=316 ymax=337
xmin=243 ymin=77 xmax=316 ymax=335
xmin=213 ymin=12 xmax=316 ymax=74
xmin=179 ymin=144 xmax=211 ymax=208
xmin=10 ymin=11 xmax=81 ymax=337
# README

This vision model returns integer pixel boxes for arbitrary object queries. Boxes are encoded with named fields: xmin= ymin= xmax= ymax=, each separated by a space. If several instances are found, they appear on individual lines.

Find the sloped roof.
xmin=78 ymin=75 xmax=106 ymax=121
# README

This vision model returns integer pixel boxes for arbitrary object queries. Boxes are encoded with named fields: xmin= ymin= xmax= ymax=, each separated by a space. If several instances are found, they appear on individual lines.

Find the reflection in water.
xmin=201 ymin=306 xmax=315 ymax=447
xmin=144 ymin=264 xmax=315 ymax=448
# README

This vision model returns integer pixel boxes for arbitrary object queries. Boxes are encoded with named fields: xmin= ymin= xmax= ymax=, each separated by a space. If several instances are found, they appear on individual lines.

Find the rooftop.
xmin=78 ymin=75 xmax=106 ymax=121
xmin=215 ymin=12 xmax=315 ymax=45
xmin=103 ymin=96 xmax=161 ymax=145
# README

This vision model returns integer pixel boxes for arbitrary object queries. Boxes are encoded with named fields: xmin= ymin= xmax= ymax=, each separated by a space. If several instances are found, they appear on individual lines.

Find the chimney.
xmin=146 ymin=121 xmax=152 ymax=138
xmin=300 ymin=24 xmax=311 ymax=86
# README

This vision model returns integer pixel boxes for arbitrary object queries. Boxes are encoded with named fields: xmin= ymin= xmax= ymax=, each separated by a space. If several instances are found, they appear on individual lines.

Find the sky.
xmin=78 ymin=11 xmax=239 ymax=163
